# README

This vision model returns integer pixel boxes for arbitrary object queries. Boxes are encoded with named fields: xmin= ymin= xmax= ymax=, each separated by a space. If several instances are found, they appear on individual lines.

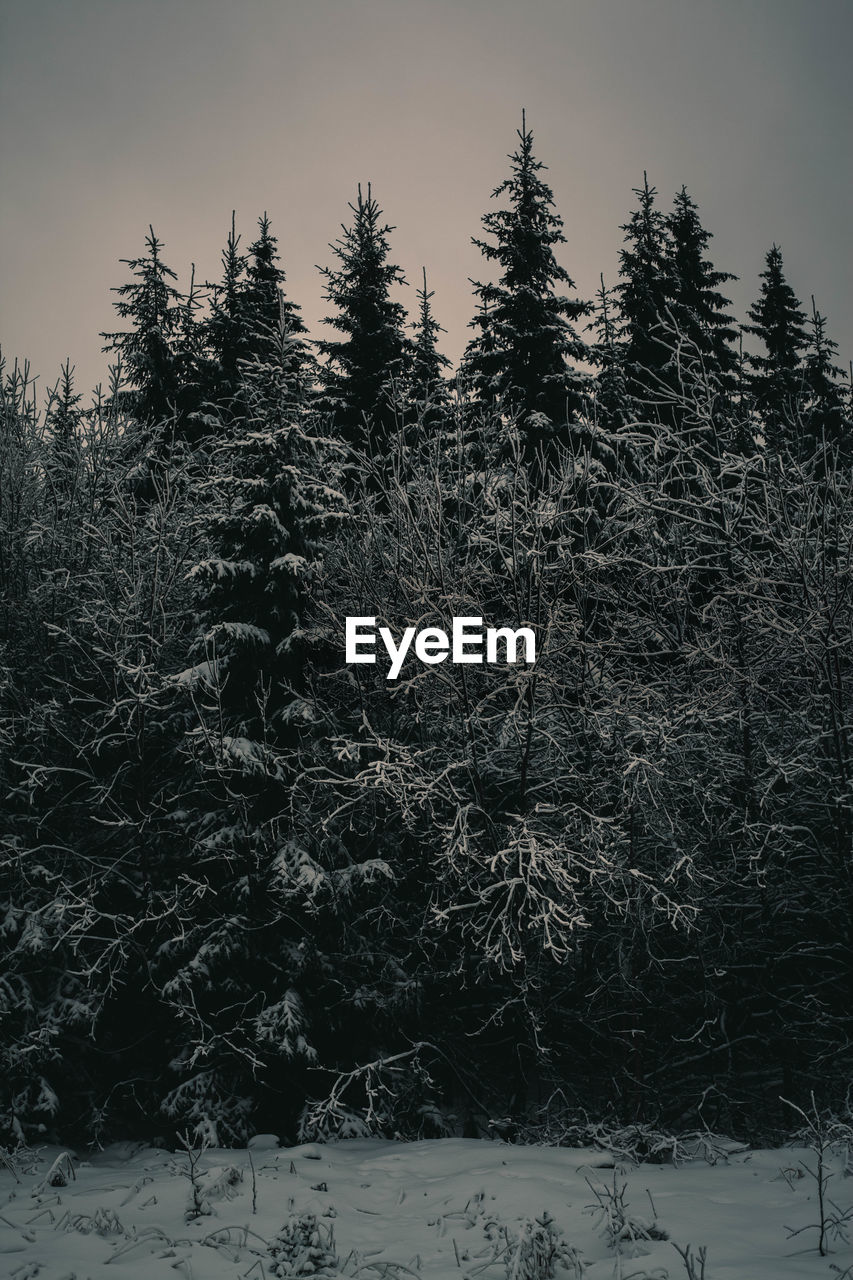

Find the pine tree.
xmin=158 ymin=312 xmax=332 ymax=1141
xmin=245 ymin=214 xmax=313 ymax=403
xmin=245 ymin=214 xmax=305 ymax=342
xmin=616 ymin=173 xmax=675 ymax=412
xmin=201 ymin=213 xmax=251 ymax=413
xmin=408 ymin=268 xmax=450 ymax=428
xmin=200 ymin=214 xmax=311 ymax=432
xmin=102 ymin=227 xmax=186 ymax=430
xmin=666 ymin=187 xmax=738 ymax=391
xmin=41 ymin=363 xmax=86 ymax=574
xmin=743 ymin=245 xmax=809 ymax=454
xmin=589 ymin=275 xmax=630 ymax=437
xmin=462 ymin=113 xmax=587 ymax=462
xmin=190 ymin=325 xmax=317 ymax=709
xmin=802 ymin=298 xmax=848 ymax=459
xmin=317 ymin=183 xmax=409 ymax=460
xmin=45 ymin=361 xmax=83 ymax=488
xmin=174 ymin=263 xmax=210 ymax=438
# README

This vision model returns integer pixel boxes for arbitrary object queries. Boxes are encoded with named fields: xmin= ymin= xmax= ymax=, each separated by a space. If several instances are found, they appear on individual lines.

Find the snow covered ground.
xmin=1 ymin=1135 xmax=851 ymax=1279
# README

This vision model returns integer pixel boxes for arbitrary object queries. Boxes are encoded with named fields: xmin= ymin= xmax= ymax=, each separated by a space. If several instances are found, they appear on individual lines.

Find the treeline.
xmin=1 ymin=119 xmax=851 ymax=1148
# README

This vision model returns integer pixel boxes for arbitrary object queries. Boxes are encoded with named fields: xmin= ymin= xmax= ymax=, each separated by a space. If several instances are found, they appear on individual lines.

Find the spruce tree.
xmin=246 ymin=214 xmax=313 ymax=403
xmin=666 ymin=187 xmax=738 ymax=390
xmin=41 ymin=362 xmax=86 ymax=574
xmin=245 ymin=215 xmax=304 ymax=341
xmin=408 ymin=268 xmax=450 ymax=429
xmin=45 ymin=361 xmax=83 ymax=489
xmin=190 ymin=326 xmax=316 ymax=710
xmin=200 ymin=214 xmax=310 ymax=432
xmin=159 ymin=312 xmax=330 ymax=1141
xmin=317 ymin=183 xmax=409 ymax=460
xmin=743 ymin=245 xmax=809 ymax=454
xmin=802 ymin=298 xmax=848 ymax=459
xmin=616 ymin=174 xmax=675 ymax=413
xmin=102 ymin=227 xmax=186 ymax=430
xmin=462 ymin=113 xmax=587 ymax=462
xmin=589 ymin=275 xmax=630 ymax=437
xmin=201 ymin=213 xmax=251 ymax=414
xmin=174 ymin=263 xmax=210 ymax=439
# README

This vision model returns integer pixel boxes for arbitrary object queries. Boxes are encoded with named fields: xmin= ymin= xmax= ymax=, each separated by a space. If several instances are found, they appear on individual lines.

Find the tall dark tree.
xmin=666 ymin=187 xmax=739 ymax=392
xmin=801 ymin=298 xmax=849 ymax=459
xmin=245 ymin=214 xmax=304 ymax=340
xmin=743 ymin=245 xmax=809 ymax=454
xmin=156 ymin=315 xmax=332 ymax=1141
xmin=462 ymin=113 xmax=588 ymax=461
xmin=45 ymin=361 xmax=83 ymax=487
xmin=317 ymin=183 xmax=409 ymax=460
xmin=201 ymin=213 xmax=251 ymax=413
xmin=408 ymin=268 xmax=450 ymax=428
xmin=102 ymin=227 xmax=186 ymax=430
xmin=589 ymin=275 xmax=630 ymax=437
xmin=246 ymin=214 xmax=313 ymax=404
xmin=616 ymin=174 xmax=675 ymax=412
xmin=190 ymin=328 xmax=317 ymax=709
xmin=199 ymin=214 xmax=311 ymax=431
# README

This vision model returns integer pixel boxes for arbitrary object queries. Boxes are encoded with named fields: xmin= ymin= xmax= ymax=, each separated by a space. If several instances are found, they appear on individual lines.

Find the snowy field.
xmin=1 ymin=1136 xmax=851 ymax=1279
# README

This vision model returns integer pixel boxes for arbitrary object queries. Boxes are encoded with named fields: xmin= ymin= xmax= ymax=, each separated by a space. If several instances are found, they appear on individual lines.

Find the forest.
xmin=1 ymin=118 xmax=851 ymax=1151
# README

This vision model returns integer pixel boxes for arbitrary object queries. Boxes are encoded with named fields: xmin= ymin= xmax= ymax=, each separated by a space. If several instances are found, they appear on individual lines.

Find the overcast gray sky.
xmin=1 ymin=0 xmax=850 ymax=401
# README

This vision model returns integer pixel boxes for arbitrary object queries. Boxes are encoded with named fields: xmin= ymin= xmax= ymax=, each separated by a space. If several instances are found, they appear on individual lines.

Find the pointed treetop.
xmin=463 ymin=114 xmax=588 ymax=457
xmin=317 ymin=182 xmax=410 ymax=455
xmin=409 ymin=267 xmax=450 ymax=414
xmin=101 ymin=226 xmax=185 ymax=428
xmin=744 ymin=243 xmax=810 ymax=452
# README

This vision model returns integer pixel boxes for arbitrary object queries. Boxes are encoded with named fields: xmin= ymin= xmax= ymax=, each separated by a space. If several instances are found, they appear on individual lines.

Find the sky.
xmin=1 ymin=0 xmax=851 ymax=402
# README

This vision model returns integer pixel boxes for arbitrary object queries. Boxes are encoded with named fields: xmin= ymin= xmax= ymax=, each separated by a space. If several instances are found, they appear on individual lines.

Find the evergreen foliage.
xmin=743 ymin=244 xmax=809 ymax=453
xmin=408 ymin=268 xmax=450 ymax=427
xmin=200 ymin=213 xmax=251 ymax=413
xmin=616 ymin=174 xmax=675 ymax=412
xmin=801 ymin=298 xmax=849 ymax=459
xmin=189 ymin=318 xmax=319 ymax=709
xmin=246 ymin=214 xmax=307 ymax=351
xmin=101 ymin=227 xmax=188 ymax=433
xmin=588 ymin=276 xmax=630 ymax=437
xmin=665 ymin=187 xmax=739 ymax=392
xmin=462 ymin=114 xmax=588 ymax=461
xmin=156 ymin=310 xmax=338 ymax=1142
xmin=200 ymin=213 xmax=310 ymax=429
xmin=317 ymin=183 xmax=409 ymax=461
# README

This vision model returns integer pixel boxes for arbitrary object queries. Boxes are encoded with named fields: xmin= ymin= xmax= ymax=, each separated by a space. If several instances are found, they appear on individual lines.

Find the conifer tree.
xmin=200 ymin=214 xmax=310 ymax=431
xmin=666 ymin=187 xmax=739 ymax=390
xmin=102 ymin=227 xmax=186 ymax=430
xmin=802 ymin=298 xmax=848 ymax=459
xmin=201 ymin=213 xmax=251 ymax=413
xmin=462 ymin=113 xmax=587 ymax=461
xmin=41 ymin=363 xmax=86 ymax=574
xmin=589 ymin=275 xmax=630 ymax=437
xmin=174 ymin=263 xmax=210 ymax=438
xmin=45 ymin=361 xmax=83 ymax=488
xmin=245 ymin=214 xmax=305 ymax=342
xmin=190 ymin=324 xmax=318 ymax=713
xmin=157 ymin=312 xmax=331 ymax=1141
xmin=317 ymin=184 xmax=409 ymax=460
xmin=408 ymin=268 xmax=450 ymax=427
xmin=616 ymin=174 xmax=675 ymax=412
xmin=246 ymin=214 xmax=313 ymax=402
xmin=743 ymin=245 xmax=809 ymax=454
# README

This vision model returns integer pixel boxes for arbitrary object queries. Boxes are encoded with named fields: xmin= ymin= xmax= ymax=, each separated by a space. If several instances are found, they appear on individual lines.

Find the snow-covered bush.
xmin=482 ymin=1210 xmax=585 ymax=1279
xmin=268 ymin=1212 xmax=339 ymax=1277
